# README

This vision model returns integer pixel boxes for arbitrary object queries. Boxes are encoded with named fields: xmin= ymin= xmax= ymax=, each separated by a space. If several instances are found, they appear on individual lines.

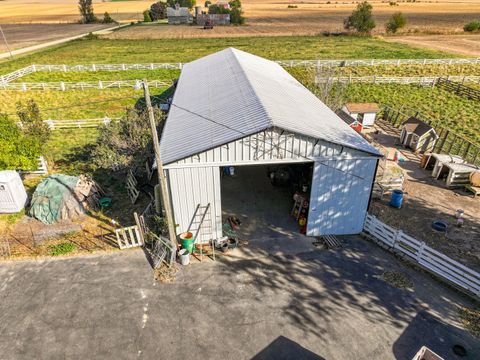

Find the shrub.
xmin=389 ymin=1 xmax=398 ymax=6
xmin=386 ymin=12 xmax=406 ymax=34
xmin=464 ymin=21 xmax=480 ymax=32
xmin=0 ymin=99 xmax=50 ymax=171
xmin=143 ymin=10 xmax=153 ymax=22
xmin=78 ymin=0 xmax=97 ymax=24
xmin=49 ymin=242 xmax=76 ymax=256
xmin=205 ymin=0 xmax=212 ymax=6
xmin=150 ymin=1 xmax=167 ymax=20
xmin=287 ymin=4 xmax=298 ymax=8
xmin=230 ymin=7 xmax=245 ymax=25
xmin=102 ymin=12 xmax=115 ymax=24
xmin=344 ymin=1 xmax=376 ymax=34
xmin=91 ymin=108 xmax=164 ymax=171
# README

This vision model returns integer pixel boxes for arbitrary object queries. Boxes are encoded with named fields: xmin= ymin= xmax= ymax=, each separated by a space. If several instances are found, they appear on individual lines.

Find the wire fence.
xmin=436 ymin=77 xmax=480 ymax=101
xmin=380 ymin=105 xmax=480 ymax=167
xmin=2 ymin=79 xmax=171 ymax=91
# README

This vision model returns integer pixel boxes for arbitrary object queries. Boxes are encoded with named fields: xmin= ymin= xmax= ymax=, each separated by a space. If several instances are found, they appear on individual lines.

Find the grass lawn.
xmin=13 ymin=69 xmax=180 ymax=83
xmin=0 ymin=87 xmax=168 ymax=120
xmin=0 ymin=35 xmax=455 ymax=74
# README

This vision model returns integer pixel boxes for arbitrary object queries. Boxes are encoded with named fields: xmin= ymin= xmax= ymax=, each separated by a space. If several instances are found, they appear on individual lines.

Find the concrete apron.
xmin=220 ymin=165 xmax=319 ymax=261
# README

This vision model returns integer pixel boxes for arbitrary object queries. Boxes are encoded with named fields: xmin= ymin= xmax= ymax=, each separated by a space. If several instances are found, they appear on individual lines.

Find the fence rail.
xmin=316 ymin=75 xmax=480 ymax=85
xmin=2 ymin=79 xmax=171 ymax=91
xmin=380 ymin=106 xmax=480 ymax=167
xmin=17 ymin=117 xmax=121 ymax=129
xmin=363 ymin=214 xmax=480 ymax=300
xmin=0 ymin=65 xmax=35 ymax=85
xmin=1 ymin=58 xmax=479 ymax=85
xmin=436 ymin=77 xmax=480 ymax=101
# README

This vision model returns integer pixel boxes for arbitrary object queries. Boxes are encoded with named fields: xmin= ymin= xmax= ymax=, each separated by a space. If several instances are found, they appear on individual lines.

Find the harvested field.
xmin=0 ymin=0 xmax=151 ymax=23
xmin=0 ymin=24 xmax=111 ymax=52
xmin=388 ymin=34 xmax=480 ymax=57
xmin=104 ymin=0 xmax=480 ymax=39
xmin=1 ymin=0 xmax=479 ymax=36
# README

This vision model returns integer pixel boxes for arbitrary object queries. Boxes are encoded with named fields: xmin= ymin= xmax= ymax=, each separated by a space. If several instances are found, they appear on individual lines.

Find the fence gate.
xmin=115 ymin=225 xmax=143 ymax=249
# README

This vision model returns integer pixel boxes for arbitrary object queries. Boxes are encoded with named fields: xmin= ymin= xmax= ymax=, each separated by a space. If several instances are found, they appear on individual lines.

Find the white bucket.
xmin=179 ymin=249 xmax=190 ymax=266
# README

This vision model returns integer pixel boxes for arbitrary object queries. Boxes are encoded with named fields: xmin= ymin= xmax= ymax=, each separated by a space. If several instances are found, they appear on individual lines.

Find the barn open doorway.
xmin=220 ymin=163 xmax=315 ymax=254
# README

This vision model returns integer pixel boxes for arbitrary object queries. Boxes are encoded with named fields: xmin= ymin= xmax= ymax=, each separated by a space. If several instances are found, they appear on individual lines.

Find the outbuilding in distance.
xmin=159 ymin=48 xmax=382 ymax=243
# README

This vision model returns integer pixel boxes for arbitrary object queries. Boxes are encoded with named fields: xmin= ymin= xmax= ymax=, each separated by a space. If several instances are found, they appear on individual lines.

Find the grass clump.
xmin=459 ymin=306 xmax=480 ymax=338
xmin=48 ymin=242 xmax=76 ymax=256
xmin=464 ymin=21 xmax=480 ymax=33
xmin=380 ymin=271 xmax=414 ymax=289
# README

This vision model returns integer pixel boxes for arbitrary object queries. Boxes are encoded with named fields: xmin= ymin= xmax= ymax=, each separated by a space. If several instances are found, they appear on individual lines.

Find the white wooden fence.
xmin=316 ymin=75 xmax=480 ymax=86
xmin=2 ymin=79 xmax=170 ymax=91
xmin=363 ymin=214 xmax=480 ymax=300
xmin=17 ymin=117 xmax=121 ymax=130
xmin=1 ymin=58 xmax=479 ymax=85
xmin=18 ymin=156 xmax=48 ymax=175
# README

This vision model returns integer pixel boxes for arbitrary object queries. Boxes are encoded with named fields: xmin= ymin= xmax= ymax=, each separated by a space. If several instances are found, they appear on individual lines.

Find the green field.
xmin=0 ymin=87 xmax=168 ymax=120
xmin=12 ymin=69 xmax=180 ymax=83
xmin=0 ymin=35 xmax=454 ymax=75
xmin=342 ymin=84 xmax=480 ymax=143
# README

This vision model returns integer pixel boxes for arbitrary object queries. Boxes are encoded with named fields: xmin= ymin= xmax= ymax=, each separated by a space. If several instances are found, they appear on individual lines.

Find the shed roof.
xmin=0 ymin=170 xmax=19 ymax=183
xmin=402 ymin=117 xmax=435 ymax=137
xmin=344 ymin=103 xmax=380 ymax=114
xmin=336 ymin=109 xmax=359 ymax=126
xmin=160 ymin=48 xmax=381 ymax=164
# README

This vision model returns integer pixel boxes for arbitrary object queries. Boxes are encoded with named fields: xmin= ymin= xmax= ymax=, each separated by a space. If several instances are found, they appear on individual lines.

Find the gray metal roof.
xmin=160 ymin=48 xmax=381 ymax=164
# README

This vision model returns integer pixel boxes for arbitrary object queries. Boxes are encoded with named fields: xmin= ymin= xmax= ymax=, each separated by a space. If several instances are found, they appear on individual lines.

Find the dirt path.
xmin=387 ymin=35 xmax=480 ymax=57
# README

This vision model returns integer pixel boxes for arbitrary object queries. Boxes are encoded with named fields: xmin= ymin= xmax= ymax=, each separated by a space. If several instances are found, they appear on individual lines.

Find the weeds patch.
xmin=48 ymin=242 xmax=76 ymax=256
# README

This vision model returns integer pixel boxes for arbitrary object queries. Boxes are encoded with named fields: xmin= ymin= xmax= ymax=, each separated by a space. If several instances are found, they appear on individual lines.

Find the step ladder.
xmin=188 ymin=203 xmax=215 ymax=261
xmin=291 ymin=194 xmax=308 ymax=221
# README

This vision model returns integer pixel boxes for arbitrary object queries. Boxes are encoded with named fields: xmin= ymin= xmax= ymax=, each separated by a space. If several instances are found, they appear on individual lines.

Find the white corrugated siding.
xmin=166 ymin=166 xmax=222 ymax=242
xmin=307 ymin=158 xmax=377 ymax=236
xmin=165 ymin=128 xmax=371 ymax=168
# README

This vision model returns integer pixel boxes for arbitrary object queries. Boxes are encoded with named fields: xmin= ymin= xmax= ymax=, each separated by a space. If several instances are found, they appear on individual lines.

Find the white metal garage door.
xmin=306 ymin=158 xmax=377 ymax=236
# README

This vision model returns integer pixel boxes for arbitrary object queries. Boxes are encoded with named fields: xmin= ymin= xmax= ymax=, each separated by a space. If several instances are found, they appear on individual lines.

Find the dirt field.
xmin=0 ymin=24 xmax=111 ymax=51
xmin=387 ymin=34 xmax=480 ymax=57
xmin=368 ymin=121 xmax=480 ymax=272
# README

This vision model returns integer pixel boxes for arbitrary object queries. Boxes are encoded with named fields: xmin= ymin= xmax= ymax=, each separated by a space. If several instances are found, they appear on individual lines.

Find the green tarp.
xmin=29 ymin=174 xmax=80 ymax=224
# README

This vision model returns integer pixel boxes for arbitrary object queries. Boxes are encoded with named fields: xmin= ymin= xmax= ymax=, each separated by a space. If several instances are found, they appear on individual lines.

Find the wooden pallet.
xmin=465 ymin=184 xmax=480 ymax=198
xmin=321 ymin=235 xmax=342 ymax=249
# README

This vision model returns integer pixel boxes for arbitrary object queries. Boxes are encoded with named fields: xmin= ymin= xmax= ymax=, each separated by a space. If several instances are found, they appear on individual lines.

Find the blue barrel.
xmin=390 ymin=190 xmax=404 ymax=208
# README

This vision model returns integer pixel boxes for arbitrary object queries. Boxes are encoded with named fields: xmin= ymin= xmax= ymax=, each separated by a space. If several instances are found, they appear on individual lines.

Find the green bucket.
xmin=180 ymin=232 xmax=195 ymax=254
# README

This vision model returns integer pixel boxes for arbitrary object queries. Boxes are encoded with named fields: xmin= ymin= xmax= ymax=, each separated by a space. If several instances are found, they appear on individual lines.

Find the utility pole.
xmin=0 ymin=25 xmax=12 ymax=58
xmin=142 ymin=80 xmax=178 ymax=248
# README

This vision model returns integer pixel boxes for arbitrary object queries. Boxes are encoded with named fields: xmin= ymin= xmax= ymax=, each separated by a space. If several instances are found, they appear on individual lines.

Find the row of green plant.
xmin=0 ymin=35 xmax=454 ymax=74
xmin=341 ymin=83 xmax=480 ymax=143
xmin=11 ymin=69 xmax=180 ymax=83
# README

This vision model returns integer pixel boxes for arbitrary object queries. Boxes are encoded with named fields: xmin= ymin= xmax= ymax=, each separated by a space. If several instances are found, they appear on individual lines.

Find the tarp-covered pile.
xmin=29 ymin=174 xmax=103 ymax=224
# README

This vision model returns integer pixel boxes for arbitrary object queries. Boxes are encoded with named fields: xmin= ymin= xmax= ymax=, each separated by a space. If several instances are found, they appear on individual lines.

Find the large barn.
xmin=159 ymin=48 xmax=381 ymax=243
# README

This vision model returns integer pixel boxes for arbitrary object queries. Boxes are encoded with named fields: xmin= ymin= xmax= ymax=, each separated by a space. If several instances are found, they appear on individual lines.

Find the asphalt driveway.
xmin=0 ymin=237 xmax=478 ymax=359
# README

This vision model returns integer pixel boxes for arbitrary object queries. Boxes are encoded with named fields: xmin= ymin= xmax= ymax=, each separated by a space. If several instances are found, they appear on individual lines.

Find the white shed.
xmin=0 ymin=170 xmax=28 ymax=213
xmin=342 ymin=103 xmax=380 ymax=127
xmin=159 ymin=48 xmax=382 ymax=242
